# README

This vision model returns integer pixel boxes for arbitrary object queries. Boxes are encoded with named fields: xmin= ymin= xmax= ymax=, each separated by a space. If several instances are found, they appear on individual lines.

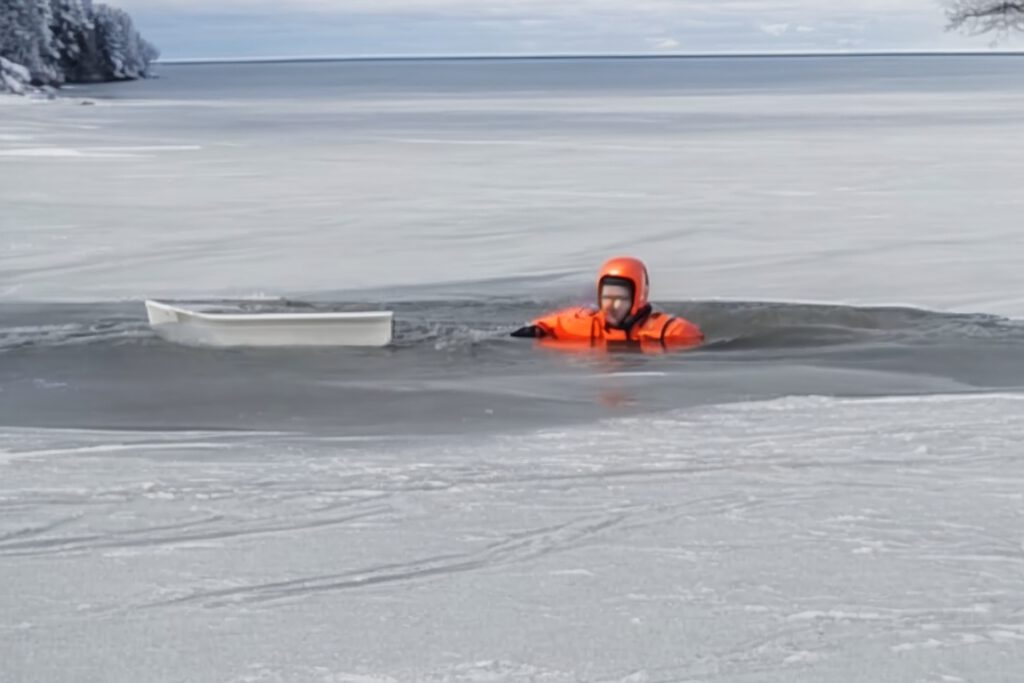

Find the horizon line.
xmin=154 ymin=48 xmax=1024 ymax=65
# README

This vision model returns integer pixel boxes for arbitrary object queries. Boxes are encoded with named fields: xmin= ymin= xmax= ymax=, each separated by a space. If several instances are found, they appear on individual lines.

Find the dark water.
xmin=78 ymin=54 xmax=1024 ymax=101
xmin=3 ymin=296 xmax=1022 ymax=435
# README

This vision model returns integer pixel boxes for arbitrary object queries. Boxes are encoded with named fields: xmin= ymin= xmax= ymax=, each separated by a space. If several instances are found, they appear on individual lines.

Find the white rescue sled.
xmin=145 ymin=300 xmax=393 ymax=348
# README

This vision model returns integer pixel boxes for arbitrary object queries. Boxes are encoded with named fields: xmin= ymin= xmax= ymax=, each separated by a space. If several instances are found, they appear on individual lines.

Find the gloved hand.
xmin=510 ymin=324 xmax=546 ymax=338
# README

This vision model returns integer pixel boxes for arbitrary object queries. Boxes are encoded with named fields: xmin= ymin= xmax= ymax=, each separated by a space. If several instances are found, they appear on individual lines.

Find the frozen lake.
xmin=3 ymin=55 xmax=1024 ymax=682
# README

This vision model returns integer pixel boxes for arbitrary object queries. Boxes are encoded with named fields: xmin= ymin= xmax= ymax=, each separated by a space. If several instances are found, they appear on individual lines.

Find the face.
xmin=600 ymin=283 xmax=633 ymax=326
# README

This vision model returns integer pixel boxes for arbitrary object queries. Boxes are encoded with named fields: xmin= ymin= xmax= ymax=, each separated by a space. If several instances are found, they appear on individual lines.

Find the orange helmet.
xmin=597 ymin=256 xmax=650 ymax=316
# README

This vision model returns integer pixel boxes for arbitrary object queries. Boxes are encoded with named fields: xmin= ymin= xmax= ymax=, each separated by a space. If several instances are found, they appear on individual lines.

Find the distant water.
xmin=80 ymin=54 xmax=1024 ymax=99
xmin=3 ymin=56 xmax=1024 ymax=683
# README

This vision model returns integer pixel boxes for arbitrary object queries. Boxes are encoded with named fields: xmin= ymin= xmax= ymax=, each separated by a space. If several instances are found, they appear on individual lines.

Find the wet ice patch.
xmin=0 ymin=147 xmax=88 ymax=157
xmin=0 ymin=145 xmax=201 ymax=158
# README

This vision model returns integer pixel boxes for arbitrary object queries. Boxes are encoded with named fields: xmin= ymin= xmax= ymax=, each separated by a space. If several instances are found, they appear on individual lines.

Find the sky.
xmin=112 ymin=0 xmax=1023 ymax=60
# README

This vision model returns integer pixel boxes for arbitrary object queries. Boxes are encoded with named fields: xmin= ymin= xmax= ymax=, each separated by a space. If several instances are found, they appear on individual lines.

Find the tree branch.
xmin=946 ymin=1 xmax=1024 ymax=33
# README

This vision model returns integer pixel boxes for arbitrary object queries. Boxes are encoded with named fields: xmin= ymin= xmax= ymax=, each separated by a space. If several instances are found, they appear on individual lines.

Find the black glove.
xmin=510 ymin=324 xmax=546 ymax=339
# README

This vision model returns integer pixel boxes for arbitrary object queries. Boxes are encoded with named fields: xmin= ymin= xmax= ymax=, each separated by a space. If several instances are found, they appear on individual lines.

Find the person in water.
xmin=511 ymin=256 xmax=704 ymax=349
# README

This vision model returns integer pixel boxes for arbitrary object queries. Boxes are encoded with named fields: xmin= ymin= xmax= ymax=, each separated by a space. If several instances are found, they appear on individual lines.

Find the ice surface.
xmin=3 ymin=393 xmax=1024 ymax=681
xmin=3 ymin=60 xmax=1024 ymax=316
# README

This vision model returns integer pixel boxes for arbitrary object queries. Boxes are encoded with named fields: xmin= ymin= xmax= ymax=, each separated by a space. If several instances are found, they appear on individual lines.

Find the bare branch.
xmin=946 ymin=1 xmax=1024 ymax=34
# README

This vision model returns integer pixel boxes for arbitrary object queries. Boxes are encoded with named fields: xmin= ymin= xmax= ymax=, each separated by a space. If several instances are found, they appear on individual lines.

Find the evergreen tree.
xmin=0 ymin=0 xmax=157 ymax=93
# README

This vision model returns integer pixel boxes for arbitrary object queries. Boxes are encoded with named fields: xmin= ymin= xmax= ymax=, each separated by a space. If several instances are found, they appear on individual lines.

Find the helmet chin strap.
xmin=608 ymin=303 xmax=652 ymax=333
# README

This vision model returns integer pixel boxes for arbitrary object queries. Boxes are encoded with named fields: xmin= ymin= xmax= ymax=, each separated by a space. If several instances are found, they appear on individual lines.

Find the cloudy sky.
xmin=114 ymin=0 xmax=1020 ymax=60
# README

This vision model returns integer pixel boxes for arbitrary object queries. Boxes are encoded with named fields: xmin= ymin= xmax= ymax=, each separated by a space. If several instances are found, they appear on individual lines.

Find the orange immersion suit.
xmin=511 ymin=256 xmax=704 ymax=351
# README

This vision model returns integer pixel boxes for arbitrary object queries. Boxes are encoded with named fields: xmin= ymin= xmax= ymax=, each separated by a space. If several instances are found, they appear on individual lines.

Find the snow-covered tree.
xmin=0 ymin=0 xmax=157 ymax=93
xmin=1 ymin=55 xmax=33 ymax=93
xmin=0 ymin=0 xmax=56 ymax=83
xmin=49 ymin=0 xmax=95 ymax=83
xmin=947 ymin=1 xmax=1024 ymax=33
xmin=91 ymin=3 xmax=157 ymax=80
